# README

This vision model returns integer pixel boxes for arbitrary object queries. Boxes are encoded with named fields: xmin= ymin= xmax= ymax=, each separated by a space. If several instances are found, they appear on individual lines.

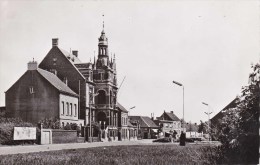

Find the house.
xmin=153 ymin=111 xmax=182 ymax=138
xmin=117 ymin=102 xmax=137 ymax=141
xmin=129 ymin=116 xmax=159 ymax=139
xmin=5 ymin=61 xmax=84 ymax=126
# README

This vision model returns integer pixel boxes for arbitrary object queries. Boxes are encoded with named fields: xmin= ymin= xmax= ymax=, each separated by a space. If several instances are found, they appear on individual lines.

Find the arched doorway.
xmin=97 ymin=111 xmax=107 ymax=130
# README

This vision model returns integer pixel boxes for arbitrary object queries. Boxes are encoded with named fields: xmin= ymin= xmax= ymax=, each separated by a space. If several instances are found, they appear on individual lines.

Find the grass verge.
xmin=0 ymin=144 xmax=218 ymax=165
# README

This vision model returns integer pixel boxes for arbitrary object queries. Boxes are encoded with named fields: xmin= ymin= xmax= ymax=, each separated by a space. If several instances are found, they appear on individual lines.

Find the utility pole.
xmin=172 ymin=80 xmax=185 ymax=131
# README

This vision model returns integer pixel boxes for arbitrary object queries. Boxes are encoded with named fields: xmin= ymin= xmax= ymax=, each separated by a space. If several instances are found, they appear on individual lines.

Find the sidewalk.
xmin=0 ymin=139 xmax=156 ymax=155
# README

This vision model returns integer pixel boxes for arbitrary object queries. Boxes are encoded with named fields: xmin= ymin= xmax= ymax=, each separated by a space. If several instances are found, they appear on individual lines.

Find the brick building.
xmin=153 ymin=111 xmax=182 ymax=138
xmin=5 ymin=61 xmax=84 ymax=126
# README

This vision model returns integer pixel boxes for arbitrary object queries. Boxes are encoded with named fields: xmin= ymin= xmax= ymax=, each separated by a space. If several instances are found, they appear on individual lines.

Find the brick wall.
xmin=52 ymin=130 xmax=77 ymax=144
xmin=6 ymin=70 xmax=60 ymax=124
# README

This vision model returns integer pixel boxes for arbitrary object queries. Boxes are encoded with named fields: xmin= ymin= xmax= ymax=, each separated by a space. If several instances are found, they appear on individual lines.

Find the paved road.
xmin=0 ymin=139 xmax=160 ymax=155
xmin=0 ymin=140 xmax=219 ymax=156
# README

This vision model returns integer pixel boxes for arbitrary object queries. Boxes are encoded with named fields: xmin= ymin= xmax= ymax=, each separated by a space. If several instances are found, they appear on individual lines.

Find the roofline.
xmin=5 ymin=71 xmax=28 ymax=93
xmin=56 ymin=47 xmax=86 ymax=80
xmin=39 ymin=46 xmax=86 ymax=81
xmin=37 ymin=69 xmax=78 ymax=97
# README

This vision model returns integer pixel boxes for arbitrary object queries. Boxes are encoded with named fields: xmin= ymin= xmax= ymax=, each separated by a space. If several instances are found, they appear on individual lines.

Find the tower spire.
xmin=102 ymin=14 xmax=105 ymax=30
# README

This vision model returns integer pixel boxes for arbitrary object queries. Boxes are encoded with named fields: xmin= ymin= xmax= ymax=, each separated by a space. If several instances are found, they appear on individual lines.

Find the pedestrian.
xmin=169 ymin=134 xmax=173 ymax=143
xmin=179 ymin=131 xmax=186 ymax=146
xmin=173 ymin=130 xmax=177 ymax=142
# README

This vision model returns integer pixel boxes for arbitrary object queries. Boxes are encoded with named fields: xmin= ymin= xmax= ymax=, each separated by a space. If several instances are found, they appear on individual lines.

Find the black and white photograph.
xmin=0 ymin=0 xmax=259 ymax=164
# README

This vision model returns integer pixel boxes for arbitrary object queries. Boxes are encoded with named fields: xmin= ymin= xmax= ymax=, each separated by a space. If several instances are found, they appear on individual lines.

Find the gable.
xmin=39 ymin=46 xmax=85 ymax=80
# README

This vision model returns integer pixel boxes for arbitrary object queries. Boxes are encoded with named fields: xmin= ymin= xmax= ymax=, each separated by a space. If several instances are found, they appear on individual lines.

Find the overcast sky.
xmin=0 ymin=1 xmax=259 ymax=123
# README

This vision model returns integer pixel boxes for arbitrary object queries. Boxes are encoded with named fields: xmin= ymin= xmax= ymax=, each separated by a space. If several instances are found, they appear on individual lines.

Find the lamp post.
xmin=202 ymin=102 xmax=212 ymax=142
xmin=172 ymin=80 xmax=184 ymax=131
xmin=89 ymin=92 xmax=99 ymax=143
xmin=129 ymin=106 xmax=136 ymax=116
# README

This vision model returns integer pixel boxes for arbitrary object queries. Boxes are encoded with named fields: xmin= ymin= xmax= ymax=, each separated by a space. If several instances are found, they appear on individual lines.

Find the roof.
xmin=117 ymin=102 xmax=128 ymax=113
xmin=128 ymin=121 xmax=134 ymax=127
xmin=60 ymin=48 xmax=81 ymax=64
xmin=211 ymin=98 xmax=238 ymax=127
xmin=129 ymin=116 xmax=159 ymax=128
xmin=164 ymin=112 xmax=180 ymax=121
xmin=37 ymin=68 xmax=78 ymax=96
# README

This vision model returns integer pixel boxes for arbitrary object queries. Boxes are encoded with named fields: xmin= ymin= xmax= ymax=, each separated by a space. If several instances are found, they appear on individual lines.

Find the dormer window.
xmin=29 ymin=86 xmax=34 ymax=94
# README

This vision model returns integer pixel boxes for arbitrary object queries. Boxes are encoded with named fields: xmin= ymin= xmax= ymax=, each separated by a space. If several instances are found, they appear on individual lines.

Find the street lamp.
xmin=202 ymin=102 xmax=212 ymax=142
xmin=89 ymin=92 xmax=99 ymax=143
xmin=172 ymin=80 xmax=184 ymax=131
xmin=129 ymin=106 xmax=136 ymax=116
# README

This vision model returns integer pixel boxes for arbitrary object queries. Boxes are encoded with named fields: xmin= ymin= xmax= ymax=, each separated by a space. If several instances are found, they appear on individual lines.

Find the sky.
xmin=0 ymin=0 xmax=259 ymax=123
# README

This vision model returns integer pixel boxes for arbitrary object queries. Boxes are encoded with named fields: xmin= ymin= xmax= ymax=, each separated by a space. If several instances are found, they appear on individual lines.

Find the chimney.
xmin=52 ymin=38 xmax=59 ymax=47
xmin=63 ymin=77 xmax=68 ymax=86
xmin=72 ymin=50 xmax=78 ymax=57
xmin=170 ymin=111 xmax=174 ymax=114
xmin=28 ymin=61 xmax=38 ymax=70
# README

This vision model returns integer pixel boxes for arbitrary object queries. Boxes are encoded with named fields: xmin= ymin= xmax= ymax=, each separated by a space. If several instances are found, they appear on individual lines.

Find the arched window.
xmin=97 ymin=90 xmax=106 ymax=104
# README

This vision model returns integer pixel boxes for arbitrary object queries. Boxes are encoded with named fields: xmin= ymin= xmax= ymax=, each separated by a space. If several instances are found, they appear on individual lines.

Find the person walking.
xmin=179 ymin=131 xmax=186 ymax=146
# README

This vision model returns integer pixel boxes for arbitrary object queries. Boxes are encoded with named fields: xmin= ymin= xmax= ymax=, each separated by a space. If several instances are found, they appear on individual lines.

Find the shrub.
xmin=0 ymin=117 xmax=40 ymax=145
xmin=39 ymin=118 xmax=61 ymax=129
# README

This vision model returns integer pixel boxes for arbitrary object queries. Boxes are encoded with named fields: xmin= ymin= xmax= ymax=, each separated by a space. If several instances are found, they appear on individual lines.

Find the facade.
xmin=153 ymin=111 xmax=182 ymax=138
xmin=117 ymin=102 xmax=137 ymax=140
xmin=38 ymin=39 xmax=87 ymax=123
xmin=129 ymin=116 xmax=159 ymax=139
xmin=92 ymin=28 xmax=118 ymax=139
xmin=5 ymin=61 xmax=84 ymax=126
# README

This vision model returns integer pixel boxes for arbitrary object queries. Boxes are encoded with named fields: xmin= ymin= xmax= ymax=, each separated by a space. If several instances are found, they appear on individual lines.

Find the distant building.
xmin=153 ymin=111 xmax=182 ymax=138
xmin=129 ymin=116 xmax=159 ymax=139
xmin=5 ymin=61 xmax=84 ymax=126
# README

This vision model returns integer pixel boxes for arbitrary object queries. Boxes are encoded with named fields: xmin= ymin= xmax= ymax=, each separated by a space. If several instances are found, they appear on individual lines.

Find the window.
xmin=29 ymin=86 xmax=34 ymax=94
xmin=70 ymin=103 xmax=72 ymax=116
xmin=74 ymin=104 xmax=77 ymax=117
xmin=61 ymin=101 xmax=64 ymax=115
xmin=97 ymin=90 xmax=106 ymax=104
xmin=66 ymin=102 xmax=69 ymax=115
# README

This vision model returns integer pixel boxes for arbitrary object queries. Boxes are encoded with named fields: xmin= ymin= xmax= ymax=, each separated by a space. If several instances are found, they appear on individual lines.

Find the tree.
xmin=198 ymin=120 xmax=207 ymax=133
xmin=216 ymin=62 xmax=259 ymax=164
